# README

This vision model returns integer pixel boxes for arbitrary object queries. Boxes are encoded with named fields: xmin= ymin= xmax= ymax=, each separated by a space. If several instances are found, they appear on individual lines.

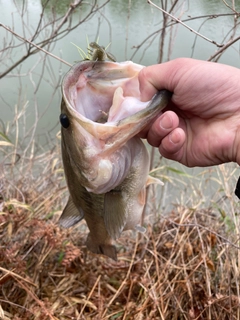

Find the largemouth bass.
xmin=59 ymin=59 xmax=171 ymax=260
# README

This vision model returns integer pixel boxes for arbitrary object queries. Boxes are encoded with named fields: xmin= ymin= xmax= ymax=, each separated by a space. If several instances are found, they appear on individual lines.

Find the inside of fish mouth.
xmin=65 ymin=61 xmax=146 ymax=124
xmin=95 ymin=110 xmax=109 ymax=123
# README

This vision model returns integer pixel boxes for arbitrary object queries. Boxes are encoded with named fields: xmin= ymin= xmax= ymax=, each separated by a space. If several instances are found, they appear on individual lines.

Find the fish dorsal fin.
xmin=104 ymin=190 xmax=126 ymax=239
xmin=146 ymin=175 xmax=164 ymax=186
xmin=59 ymin=196 xmax=84 ymax=228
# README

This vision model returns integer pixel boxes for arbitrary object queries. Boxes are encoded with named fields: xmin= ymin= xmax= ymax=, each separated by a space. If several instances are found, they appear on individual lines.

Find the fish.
xmin=59 ymin=58 xmax=171 ymax=260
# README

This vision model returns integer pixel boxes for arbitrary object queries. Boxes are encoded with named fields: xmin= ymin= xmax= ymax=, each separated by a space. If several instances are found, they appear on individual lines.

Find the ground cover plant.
xmin=1 ymin=150 xmax=240 ymax=319
xmin=1 ymin=0 xmax=240 ymax=318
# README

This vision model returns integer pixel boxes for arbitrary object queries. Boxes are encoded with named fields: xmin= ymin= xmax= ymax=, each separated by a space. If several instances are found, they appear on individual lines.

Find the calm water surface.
xmin=0 ymin=0 xmax=239 ymax=211
xmin=1 ymin=0 xmax=240 ymax=138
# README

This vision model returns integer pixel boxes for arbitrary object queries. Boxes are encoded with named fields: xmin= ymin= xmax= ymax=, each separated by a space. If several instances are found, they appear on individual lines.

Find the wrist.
xmin=226 ymin=113 xmax=240 ymax=165
xmin=235 ymin=127 xmax=240 ymax=165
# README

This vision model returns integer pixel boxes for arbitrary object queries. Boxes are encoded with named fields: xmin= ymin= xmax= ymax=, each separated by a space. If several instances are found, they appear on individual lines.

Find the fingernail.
xmin=159 ymin=114 xmax=172 ymax=130
xmin=169 ymin=130 xmax=181 ymax=144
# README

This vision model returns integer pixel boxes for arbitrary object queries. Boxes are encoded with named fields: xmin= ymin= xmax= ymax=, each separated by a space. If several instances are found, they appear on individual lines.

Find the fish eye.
xmin=59 ymin=113 xmax=70 ymax=129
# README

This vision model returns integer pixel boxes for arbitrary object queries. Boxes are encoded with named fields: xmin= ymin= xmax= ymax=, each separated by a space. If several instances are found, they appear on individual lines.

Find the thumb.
xmin=138 ymin=66 xmax=159 ymax=102
xmin=138 ymin=58 xmax=190 ymax=102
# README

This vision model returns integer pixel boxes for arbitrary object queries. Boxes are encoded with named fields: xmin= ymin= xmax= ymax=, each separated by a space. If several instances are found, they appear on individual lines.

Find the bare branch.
xmin=222 ymin=0 xmax=240 ymax=15
xmin=130 ymin=12 xmax=236 ymax=61
xmin=0 ymin=23 xmax=71 ymax=79
xmin=0 ymin=0 xmax=111 ymax=78
xmin=208 ymin=35 xmax=240 ymax=61
xmin=147 ymin=0 xmax=224 ymax=48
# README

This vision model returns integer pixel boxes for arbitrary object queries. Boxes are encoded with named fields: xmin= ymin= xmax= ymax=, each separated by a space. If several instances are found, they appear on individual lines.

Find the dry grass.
xmin=0 ymin=97 xmax=240 ymax=320
xmin=1 ymin=136 xmax=240 ymax=319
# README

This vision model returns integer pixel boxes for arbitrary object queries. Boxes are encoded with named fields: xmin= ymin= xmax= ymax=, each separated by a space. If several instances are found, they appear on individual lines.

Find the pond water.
xmin=0 ymin=0 xmax=240 ymax=212
xmin=1 ymin=0 xmax=240 ymax=140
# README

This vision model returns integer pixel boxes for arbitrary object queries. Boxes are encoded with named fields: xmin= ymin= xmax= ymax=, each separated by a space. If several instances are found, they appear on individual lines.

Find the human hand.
xmin=138 ymin=58 xmax=240 ymax=167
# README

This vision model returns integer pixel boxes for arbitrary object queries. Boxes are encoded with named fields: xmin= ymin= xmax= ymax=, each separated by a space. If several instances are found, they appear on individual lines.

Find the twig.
xmin=0 ymin=0 xmax=111 ymax=78
xmin=208 ymin=35 xmax=240 ymax=61
xmin=0 ymin=267 xmax=37 ymax=287
xmin=102 ymin=234 xmax=139 ymax=318
xmin=14 ymin=277 xmax=56 ymax=320
xmin=130 ymin=12 xmax=237 ymax=61
xmin=147 ymin=0 xmax=224 ymax=48
xmin=51 ymin=0 xmax=83 ymax=38
xmin=167 ymin=219 xmax=240 ymax=250
xmin=78 ymin=275 xmax=101 ymax=318
xmin=0 ymin=23 xmax=71 ymax=78
xmin=222 ymin=0 xmax=240 ymax=15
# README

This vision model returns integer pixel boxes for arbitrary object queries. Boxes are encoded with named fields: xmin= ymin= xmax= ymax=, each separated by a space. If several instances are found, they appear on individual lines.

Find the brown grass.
xmin=1 ymin=142 xmax=240 ymax=320
xmin=1 ymin=106 xmax=240 ymax=319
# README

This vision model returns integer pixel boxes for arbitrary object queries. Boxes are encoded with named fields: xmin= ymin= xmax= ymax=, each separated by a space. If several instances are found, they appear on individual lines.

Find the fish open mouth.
xmin=61 ymin=60 xmax=150 ymax=124
xmin=60 ymin=59 xmax=171 ymax=193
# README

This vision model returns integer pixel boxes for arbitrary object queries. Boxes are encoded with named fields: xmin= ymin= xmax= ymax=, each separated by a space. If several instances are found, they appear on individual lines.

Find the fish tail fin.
xmin=86 ymin=235 xmax=117 ymax=261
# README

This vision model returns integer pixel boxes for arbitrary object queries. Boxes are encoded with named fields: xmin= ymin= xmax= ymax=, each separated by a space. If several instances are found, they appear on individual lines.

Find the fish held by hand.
xmin=59 ymin=60 xmax=171 ymax=260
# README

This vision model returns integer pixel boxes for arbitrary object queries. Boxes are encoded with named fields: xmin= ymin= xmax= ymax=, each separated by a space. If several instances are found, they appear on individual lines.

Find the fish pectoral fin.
xmin=104 ymin=190 xmax=126 ymax=240
xmin=59 ymin=196 xmax=84 ymax=228
xmin=146 ymin=175 xmax=164 ymax=186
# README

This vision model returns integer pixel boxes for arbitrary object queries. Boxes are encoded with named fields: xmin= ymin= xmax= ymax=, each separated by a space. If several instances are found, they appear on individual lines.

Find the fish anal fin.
xmin=99 ymin=244 xmax=117 ymax=261
xmin=104 ymin=190 xmax=126 ymax=240
xmin=146 ymin=175 xmax=164 ymax=187
xmin=59 ymin=196 xmax=84 ymax=228
xmin=86 ymin=234 xmax=117 ymax=260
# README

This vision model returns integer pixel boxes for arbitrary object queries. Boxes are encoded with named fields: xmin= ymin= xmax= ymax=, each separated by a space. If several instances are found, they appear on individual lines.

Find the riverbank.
xmin=1 ymin=144 xmax=239 ymax=319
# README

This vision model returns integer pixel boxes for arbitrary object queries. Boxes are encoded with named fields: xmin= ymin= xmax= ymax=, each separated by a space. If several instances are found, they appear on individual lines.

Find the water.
xmin=1 ymin=0 xmax=240 ymax=140
xmin=0 ymin=0 xmax=239 ymax=212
